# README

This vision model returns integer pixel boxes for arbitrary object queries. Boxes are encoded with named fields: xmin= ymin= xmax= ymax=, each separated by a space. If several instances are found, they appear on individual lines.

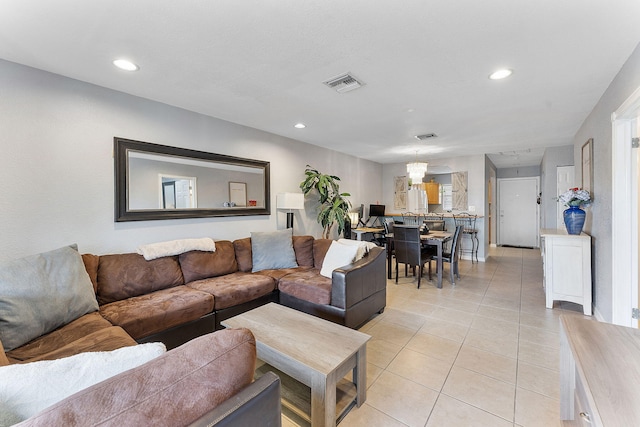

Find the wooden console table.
xmin=560 ymin=316 xmax=640 ymax=426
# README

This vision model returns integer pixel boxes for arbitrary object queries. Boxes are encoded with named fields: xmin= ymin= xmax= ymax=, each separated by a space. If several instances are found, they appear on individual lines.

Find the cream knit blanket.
xmin=137 ymin=237 xmax=216 ymax=260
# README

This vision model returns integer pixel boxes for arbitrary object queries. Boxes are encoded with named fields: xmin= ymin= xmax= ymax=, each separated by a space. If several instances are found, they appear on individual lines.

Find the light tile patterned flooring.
xmin=283 ymin=246 xmax=589 ymax=427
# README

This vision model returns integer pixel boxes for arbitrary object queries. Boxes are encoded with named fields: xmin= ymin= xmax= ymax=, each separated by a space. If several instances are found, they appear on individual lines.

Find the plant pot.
xmin=563 ymin=205 xmax=586 ymax=235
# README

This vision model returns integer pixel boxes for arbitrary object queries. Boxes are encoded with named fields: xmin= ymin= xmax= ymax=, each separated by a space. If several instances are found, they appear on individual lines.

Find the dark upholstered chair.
xmin=429 ymin=225 xmax=463 ymax=285
xmin=393 ymin=225 xmax=436 ymax=288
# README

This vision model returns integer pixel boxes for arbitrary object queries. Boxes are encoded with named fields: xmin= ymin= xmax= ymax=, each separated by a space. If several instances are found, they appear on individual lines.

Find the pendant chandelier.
xmin=407 ymin=152 xmax=428 ymax=183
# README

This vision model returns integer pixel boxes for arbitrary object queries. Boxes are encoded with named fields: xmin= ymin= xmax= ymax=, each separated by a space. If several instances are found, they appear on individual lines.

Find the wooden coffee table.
xmin=222 ymin=303 xmax=371 ymax=427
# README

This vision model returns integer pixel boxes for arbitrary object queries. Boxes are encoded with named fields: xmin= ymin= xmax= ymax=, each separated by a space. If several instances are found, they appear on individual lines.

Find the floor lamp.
xmin=276 ymin=193 xmax=304 ymax=229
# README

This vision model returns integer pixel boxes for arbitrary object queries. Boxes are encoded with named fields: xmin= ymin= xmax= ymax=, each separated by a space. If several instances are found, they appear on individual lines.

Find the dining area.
xmin=383 ymin=221 xmax=463 ymax=289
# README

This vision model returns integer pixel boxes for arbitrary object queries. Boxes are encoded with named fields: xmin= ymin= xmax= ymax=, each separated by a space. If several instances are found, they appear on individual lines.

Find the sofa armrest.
xmin=188 ymin=371 xmax=281 ymax=427
xmin=331 ymin=246 xmax=386 ymax=309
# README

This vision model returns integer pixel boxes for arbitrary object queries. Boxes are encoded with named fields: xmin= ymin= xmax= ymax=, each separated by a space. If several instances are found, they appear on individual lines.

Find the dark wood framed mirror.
xmin=114 ymin=137 xmax=270 ymax=221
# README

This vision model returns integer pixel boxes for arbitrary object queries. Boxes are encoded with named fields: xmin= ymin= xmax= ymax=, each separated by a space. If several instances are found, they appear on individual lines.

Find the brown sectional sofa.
xmin=1 ymin=234 xmax=384 ymax=425
xmin=80 ymin=235 xmax=386 ymax=353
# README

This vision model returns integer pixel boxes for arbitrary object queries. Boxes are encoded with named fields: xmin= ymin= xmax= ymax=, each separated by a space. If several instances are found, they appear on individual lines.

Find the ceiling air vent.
xmin=415 ymin=133 xmax=438 ymax=140
xmin=323 ymin=73 xmax=364 ymax=93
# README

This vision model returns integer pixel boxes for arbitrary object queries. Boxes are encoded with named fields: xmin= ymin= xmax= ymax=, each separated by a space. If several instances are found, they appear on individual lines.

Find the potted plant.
xmin=299 ymin=165 xmax=352 ymax=238
xmin=558 ymin=187 xmax=591 ymax=234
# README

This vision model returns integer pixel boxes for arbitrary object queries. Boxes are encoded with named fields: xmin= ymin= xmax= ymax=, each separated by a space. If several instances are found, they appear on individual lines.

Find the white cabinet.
xmin=540 ymin=229 xmax=591 ymax=315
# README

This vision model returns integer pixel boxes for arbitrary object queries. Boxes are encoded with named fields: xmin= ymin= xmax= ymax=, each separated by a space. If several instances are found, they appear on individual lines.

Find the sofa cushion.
xmin=0 ymin=245 xmax=100 ymax=351
xmin=18 ymin=329 xmax=257 ymax=427
xmin=100 ymin=286 xmax=214 ymax=340
xmin=256 ymin=266 xmax=313 ymax=283
xmin=278 ymin=270 xmax=332 ymax=305
xmin=233 ymin=237 xmax=253 ymax=272
xmin=5 ymin=312 xmax=136 ymax=364
xmin=251 ymin=229 xmax=298 ymax=272
xmin=313 ymin=239 xmax=333 ymax=268
xmin=293 ymin=235 xmax=315 ymax=267
xmin=179 ymin=240 xmax=238 ymax=283
xmin=187 ymin=272 xmax=276 ymax=310
xmin=320 ymin=241 xmax=359 ymax=278
xmin=0 ymin=342 xmax=165 ymax=424
xmin=96 ymin=253 xmax=184 ymax=305
xmin=81 ymin=253 xmax=100 ymax=292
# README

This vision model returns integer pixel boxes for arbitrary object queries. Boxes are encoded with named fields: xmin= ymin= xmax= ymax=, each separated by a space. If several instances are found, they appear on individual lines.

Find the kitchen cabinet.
xmin=423 ymin=179 xmax=441 ymax=205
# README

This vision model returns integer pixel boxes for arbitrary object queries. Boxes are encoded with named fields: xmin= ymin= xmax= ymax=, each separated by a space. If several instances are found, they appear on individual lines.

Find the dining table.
xmin=385 ymin=230 xmax=453 ymax=288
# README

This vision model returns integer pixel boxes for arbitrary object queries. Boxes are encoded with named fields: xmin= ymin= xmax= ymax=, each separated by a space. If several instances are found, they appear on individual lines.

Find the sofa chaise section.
xmin=279 ymin=243 xmax=387 ymax=329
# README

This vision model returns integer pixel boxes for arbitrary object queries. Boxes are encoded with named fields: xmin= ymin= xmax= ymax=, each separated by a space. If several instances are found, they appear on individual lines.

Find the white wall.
xmin=0 ymin=59 xmax=382 ymax=260
xmin=540 ymin=145 xmax=574 ymax=229
xmin=570 ymin=42 xmax=640 ymax=322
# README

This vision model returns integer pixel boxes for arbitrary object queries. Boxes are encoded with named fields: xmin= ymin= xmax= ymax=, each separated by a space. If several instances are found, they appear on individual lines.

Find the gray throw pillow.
xmin=251 ymin=229 xmax=298 ymax=272
xmin=0 ymin=245 xmax=99 ymax=351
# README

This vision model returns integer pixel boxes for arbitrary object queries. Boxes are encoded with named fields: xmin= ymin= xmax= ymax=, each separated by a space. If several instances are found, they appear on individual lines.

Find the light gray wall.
xmin=0 ymin=59 xmax=382 ymax=260
xmin=540 ymin=145 xmax=574 ymax=229
xmin=571 ymin=42 xmax=640 ymax=322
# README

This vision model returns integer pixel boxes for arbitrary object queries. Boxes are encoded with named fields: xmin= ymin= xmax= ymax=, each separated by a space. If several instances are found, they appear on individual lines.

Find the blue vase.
xmin=563 ymin=205 xmax=586 ymax=235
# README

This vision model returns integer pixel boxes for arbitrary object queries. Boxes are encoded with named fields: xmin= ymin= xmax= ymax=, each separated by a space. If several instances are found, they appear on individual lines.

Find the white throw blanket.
xmin=0 ymin=342 xmax=166 ymax=426
xmin=137 ymin=238 xmax=216 ymax=260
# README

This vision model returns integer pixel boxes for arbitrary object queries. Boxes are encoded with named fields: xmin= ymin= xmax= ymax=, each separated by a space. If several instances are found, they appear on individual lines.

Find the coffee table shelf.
xmin=256 ymin=362 xmax=357 ymax=425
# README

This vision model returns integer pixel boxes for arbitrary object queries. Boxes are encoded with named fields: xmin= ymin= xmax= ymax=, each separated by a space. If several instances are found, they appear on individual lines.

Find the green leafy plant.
xmin=300 ymin=165 xmax=352 ymax=238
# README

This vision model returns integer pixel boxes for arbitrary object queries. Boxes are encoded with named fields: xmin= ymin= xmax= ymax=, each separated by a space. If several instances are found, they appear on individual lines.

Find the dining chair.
xmin=393 ymin=225 xmax=436 ymax=288
xmin=428 ymin=225 xmax=463 ymax=285
xmin=454 ymin=213 xmax=479 ymax=263
xmin=423 ymin=216 xmax=446 ymax=231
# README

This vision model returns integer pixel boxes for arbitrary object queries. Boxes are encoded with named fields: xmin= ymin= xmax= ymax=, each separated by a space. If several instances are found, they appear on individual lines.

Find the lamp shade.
xmin=347 ymin=212 xmax=360 ymax=225
xmin=276 ymin=193 xmax=305 ymax=210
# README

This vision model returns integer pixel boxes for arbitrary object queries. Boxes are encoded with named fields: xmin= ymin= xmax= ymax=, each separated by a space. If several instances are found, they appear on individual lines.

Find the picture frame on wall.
xmin=229 ymin=182 xmax=247 ymax=207
xmin=581 ymin=138 xmax=593 ymax=194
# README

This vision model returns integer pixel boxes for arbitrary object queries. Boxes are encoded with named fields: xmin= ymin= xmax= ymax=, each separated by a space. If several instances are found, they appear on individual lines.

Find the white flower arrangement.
xmin=559 ymin=187 xmax=591 ymax=207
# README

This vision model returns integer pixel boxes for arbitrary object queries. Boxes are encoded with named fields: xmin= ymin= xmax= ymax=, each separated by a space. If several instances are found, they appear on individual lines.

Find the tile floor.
xmin=282 ymin=246 xmax=590 ymax=427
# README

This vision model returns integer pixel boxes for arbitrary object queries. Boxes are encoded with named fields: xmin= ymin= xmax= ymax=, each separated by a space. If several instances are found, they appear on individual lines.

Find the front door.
xmin=498 ymin=177 xmax=540 ymax=247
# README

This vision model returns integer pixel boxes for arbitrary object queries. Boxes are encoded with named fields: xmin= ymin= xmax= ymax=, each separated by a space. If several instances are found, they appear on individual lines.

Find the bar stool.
xmin=454 ymin=213 xmax=478 ymax=263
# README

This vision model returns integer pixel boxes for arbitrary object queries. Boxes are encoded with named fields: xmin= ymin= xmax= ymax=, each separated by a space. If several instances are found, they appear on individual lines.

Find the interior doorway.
xmin=611 ymin=85 xmax=640 ymax=327
xmin=497 ymin=177 xmax=540 ymax=248
xmin=159 ymin=174 xmax=197 ymax=209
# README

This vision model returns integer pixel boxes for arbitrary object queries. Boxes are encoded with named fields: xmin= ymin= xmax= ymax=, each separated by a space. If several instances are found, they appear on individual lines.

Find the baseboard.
xmin=490 ymin=243 xmax=497 ymax=248
xmin=593 ymin=305 xmax=605 ymax=322
xmin=459 ymin=254 xmax=486 ymax=263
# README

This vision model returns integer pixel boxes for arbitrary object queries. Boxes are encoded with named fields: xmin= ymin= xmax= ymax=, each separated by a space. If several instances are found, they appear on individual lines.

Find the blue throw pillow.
xmin=251 ymin=229 xmax=298 ymax=272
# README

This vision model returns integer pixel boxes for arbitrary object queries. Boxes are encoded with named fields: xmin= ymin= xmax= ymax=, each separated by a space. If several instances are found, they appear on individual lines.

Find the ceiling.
xmin=2 ymin=1 xmax=640 ymax=168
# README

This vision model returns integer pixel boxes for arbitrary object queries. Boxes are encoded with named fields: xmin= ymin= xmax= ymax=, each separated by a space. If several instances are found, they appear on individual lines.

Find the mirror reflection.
xmin=115 ymin=138 xmax=270 ymax=221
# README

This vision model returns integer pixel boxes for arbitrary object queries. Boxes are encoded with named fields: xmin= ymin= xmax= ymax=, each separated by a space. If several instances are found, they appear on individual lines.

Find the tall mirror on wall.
xmin=114 ymin=137 xmax=270 ymax=221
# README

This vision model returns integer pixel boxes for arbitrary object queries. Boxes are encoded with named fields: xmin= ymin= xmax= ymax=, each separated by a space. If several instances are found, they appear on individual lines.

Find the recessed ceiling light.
xmin=294 ymin=123 xmax=306 ymax=129
xmin=113 ymin=59 xmax=139 ymax=71
xmin=489 ymin=68 xmax=513 ymax=80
